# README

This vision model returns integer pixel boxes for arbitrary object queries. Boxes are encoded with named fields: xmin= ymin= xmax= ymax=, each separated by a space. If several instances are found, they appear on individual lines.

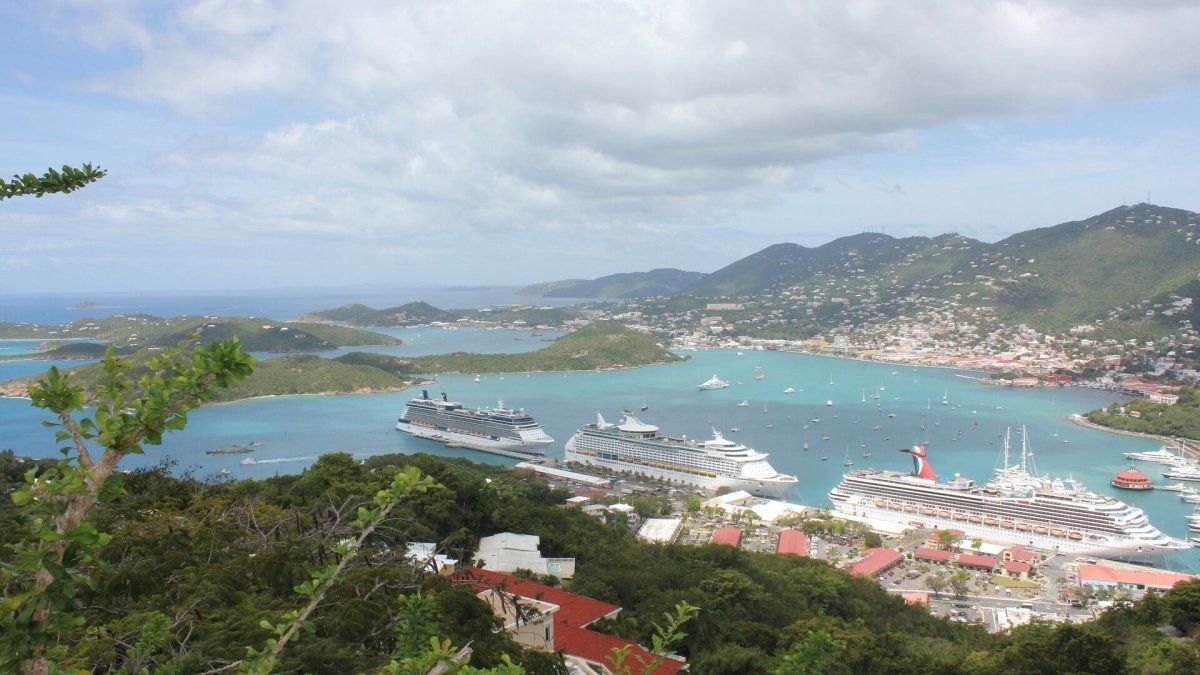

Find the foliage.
xmin=1086 ymin=387 xmax=1200 ymax=440
xmin=1 ymin=163 xmax=106 ymax=200
xmin=409 ymin=320 xmax=681 ymax=373
xmin=1 ymin=338 xmax=254 ymax=674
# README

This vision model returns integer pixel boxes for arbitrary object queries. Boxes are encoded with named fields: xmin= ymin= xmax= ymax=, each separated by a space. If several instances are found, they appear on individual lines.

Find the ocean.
xmin=2 ymin=292 xmax=1198 ymax=572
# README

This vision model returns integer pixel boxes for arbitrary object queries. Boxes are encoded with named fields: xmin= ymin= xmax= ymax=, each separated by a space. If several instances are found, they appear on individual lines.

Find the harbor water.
xmin=3 ymin=327 xmax=1198 ymax=572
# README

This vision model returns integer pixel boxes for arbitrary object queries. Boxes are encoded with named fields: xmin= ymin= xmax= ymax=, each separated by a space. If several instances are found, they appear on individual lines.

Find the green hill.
xmin=674 ymin=204 xmax=1200 ymax=338
xmin=300 ymin=301 xmax=456 ymax=327
xmin=521 ymin=268 xmax=707 ymax=299
xmin=408 ymin=319 xmax=681 ymax=373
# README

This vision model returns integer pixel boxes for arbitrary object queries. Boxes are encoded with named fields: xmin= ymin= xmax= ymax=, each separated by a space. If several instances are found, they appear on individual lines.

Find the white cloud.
xmin=6 ymin=1 xmax=1200 ymax=290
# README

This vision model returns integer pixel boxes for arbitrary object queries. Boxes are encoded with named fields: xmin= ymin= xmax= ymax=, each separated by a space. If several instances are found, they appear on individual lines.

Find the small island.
xmin=0 ymin=320 xmax=681 ymax=404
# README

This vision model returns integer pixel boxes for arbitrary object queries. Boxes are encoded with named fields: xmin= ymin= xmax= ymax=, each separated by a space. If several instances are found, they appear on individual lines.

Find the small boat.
xmin=887 ymin=413 xmax=896 ymax=419
xmin=826 ymin=399 xmax=833 ymax=407
xmin=983 ymin=517 xmax=998 ymax=526
xmin=737 ymin=400 xmax=750 ymax=407
xmin=640 ymin=395 xmax=649 ymax=411
xmin=755 ymin=366 xmax=765 ymax=380
xmin=811 ymin=418 xmax=821 ymax=423
xmin=1033 ymin=525 xmax=1049 ymax=534
xmin=474 ymin=375 xmax=481 ymax=383
xmin=784 ymin=387 xmax=796 ymax=394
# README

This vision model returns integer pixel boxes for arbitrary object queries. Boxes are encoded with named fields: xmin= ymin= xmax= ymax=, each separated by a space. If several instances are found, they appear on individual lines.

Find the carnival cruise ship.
xmin=396 ymin=391 xmax=553 ymax=455
xmin=564 ymin=412 xmax=798 ymax=498
xmin=828 ymin=430 xmax=1189 ymax=563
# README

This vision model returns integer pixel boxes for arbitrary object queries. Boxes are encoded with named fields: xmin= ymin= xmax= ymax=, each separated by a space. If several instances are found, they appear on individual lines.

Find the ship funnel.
xmin=422 ymin=389 xmax=429 ymax=400
xmin=441 ymin=392 xmax=448 ymax=402
xmin=595 ymin=411 xmax=613 ymax=428
xmin=899 ymin=444 xmax=938 ymax=480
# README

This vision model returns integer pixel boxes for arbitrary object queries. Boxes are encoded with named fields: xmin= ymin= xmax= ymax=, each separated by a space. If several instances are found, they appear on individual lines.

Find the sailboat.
xmin=755 ymin=366 xmax=765 ymax=380
xmin=763 ymin=403 xmax=769 ymax=414
xmin=942 ymin=388 xmax=949 ymax=405
xmin=829 ymin=372 xmax=835 ymax=385
xmin=640 ymin=395 xmax=649 ymax=412
xmin=803 ymin=430 xmax=809 ymax=450
xmin=737 ymin=400 xmax=750 ymax=407
xmin=843 ymin=446 xmax=854 ymax=466
xmin=861 ymin=389 xmax=866 ymax=403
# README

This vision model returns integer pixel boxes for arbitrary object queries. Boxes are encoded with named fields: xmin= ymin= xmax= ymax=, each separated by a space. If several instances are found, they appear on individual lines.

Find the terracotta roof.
xmin=710 ymin=527 xmax=742 ymax=547
xmin=914 ymin=546 xmax=953 ymax=561
xmin=1079 ymin=564 xmax=1195 ymax=590
xmin=957 ymin=554 xmax=998 ymax=569
xmin=846 ymin=548 xmax=902 ymax=577
xmin=1003 ymin=560 xmax=1032 ymax=573
xmin=555 ymin=623 xmax=686 ymax=675
xmin=777 ymin=529 xmax=810 ymax=557
xmin=901 ymin=591 xmax=929 ymax=605
xmin=452 ymin=568 xmax=619 ymax=627
xmin=1005 ymin=545 xmax=1037 ymax=563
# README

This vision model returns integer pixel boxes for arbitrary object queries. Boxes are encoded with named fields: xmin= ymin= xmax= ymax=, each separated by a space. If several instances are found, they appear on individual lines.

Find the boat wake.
xmin=241 ymin=456 xmax=316 ymax=465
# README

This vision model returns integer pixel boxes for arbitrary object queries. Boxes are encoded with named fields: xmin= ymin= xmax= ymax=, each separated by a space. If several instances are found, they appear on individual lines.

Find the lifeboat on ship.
xmin=968 ymin=515 xmax=983 ymax=523
xmin=1033 ymin=525 xmax=1049 ymax=534
xmin=983 ymin=517 xmax=998 ymax=526
xmin=874 ymin=499 xmax=886 ymax=508
xmin=921 ymin=507 xmax=936 ymax=516
xmin=952 ymin=512 xmax=968 ymax=521
xmin=1050 ymin=528 xmax=1066 ymax=537
xmin=1000 ymin=520 xmax=1015 ymax=529
xmin=903 ymin=504 xmax=918 ymax=513
xmin=1068 ymin=532 xmax=1084 ymax=540
xmin=937 ymin=509 xmax=952 ymax=518
xmin=888 ymin=502 xmax=904 ymax=511
xmin=1015 ymin=523 xmax=1031 ymax=532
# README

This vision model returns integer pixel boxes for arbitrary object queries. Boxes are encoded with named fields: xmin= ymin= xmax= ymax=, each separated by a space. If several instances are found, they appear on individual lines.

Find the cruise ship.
xmin=564 ymin=412 xmax=798 ymax=498
xmin=395 ymin=391 xmax=553 ymax=455
xmin=828 ymin=430 xmax=1190 ymax=563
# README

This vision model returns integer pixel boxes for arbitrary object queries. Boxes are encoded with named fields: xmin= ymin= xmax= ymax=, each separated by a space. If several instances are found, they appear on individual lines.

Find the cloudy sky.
xmin=3 ymin=0 xmax=1200 ymax=293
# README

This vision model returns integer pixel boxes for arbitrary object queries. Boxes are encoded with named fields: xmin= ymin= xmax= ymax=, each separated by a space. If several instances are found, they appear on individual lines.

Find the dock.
xmin=440 ymin=439 xmax=547 ymax=461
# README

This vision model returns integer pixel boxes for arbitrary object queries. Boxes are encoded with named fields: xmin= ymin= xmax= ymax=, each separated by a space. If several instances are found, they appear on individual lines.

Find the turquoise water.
xmin=3 ymin=338 xmax=1198 ymax=571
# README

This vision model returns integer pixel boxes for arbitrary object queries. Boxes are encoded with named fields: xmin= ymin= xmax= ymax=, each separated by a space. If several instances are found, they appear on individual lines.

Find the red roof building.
xmin=711 ymin=527 xmax=742 ymax=548
xmin=845 ymin=548 xmax=903 ymax=577
xmin=1078 ymin=564 xmax=1196 ymax=592
xmin=1002 ymin=560 xmax=1032 ymax=579
xmin=901 ymin=591 xmax=929 ymax=605
xmin=1111 ymin=467 xmax=1153 ymax=490
xmin=452 ymin=568 xmax=685 ymax=674
xmin=956 ymin=554 xmax=998 ymax=571
xmin=914 ymin=546 xmax=953 ymax=563
xmin=777 ymin=529 xmax=810 ymax=557
xmin=1002 ymin=545 xmax=1038 ymax=565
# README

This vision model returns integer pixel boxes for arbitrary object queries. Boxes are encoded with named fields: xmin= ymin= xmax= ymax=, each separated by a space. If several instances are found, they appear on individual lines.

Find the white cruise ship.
xmin=395 ymin=390 xmax=553 ymax=455
xmin=564 ymin=412 xmax=798 ymax=498
xmin=828 ymin=430 xmax=1189 ymax=563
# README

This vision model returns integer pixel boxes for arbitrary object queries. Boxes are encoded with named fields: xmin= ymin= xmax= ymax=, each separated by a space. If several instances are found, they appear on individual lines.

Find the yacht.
xmin=697 ymin=374 xmax=731 ymax=390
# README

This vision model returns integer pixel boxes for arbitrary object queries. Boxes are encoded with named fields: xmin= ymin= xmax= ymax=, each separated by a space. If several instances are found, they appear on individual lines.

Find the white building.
xmin=476 ymin=532 xmax=576 ymax=579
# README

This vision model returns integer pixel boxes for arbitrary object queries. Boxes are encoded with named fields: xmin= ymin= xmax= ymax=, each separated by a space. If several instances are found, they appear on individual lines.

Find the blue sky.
xmin=3 ymin=1 xmax=1200 ymax=293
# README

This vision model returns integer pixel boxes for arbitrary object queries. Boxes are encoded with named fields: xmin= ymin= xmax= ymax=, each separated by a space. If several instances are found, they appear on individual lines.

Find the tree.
xmin=936 ymin=529 xmax=960 ymax=551
xmin=1 ymin=163 xmax=106 ymax=200
xmin=2 ymin=340 xmax=255 ymax=674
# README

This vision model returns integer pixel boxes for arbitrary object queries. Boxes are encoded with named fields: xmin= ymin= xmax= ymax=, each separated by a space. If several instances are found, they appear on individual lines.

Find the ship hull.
xmin=396 ymin=420 xmax=550 ymax=455
xmin=565 ymin=435 xmax=796 ymax=499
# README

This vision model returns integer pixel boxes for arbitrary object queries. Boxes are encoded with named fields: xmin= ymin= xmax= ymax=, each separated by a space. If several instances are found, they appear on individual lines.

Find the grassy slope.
xmin=408 ymin=320 xmax=681 ymax=373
